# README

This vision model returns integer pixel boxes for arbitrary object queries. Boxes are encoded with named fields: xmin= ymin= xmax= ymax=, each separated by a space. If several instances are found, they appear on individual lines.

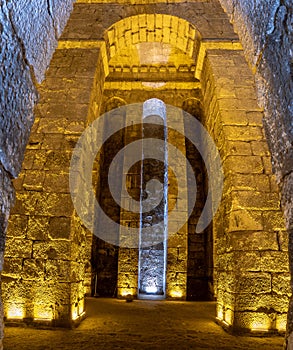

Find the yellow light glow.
xmin=142 ymin=82 xmax=166 ymax=89
xmin=250 ymin=319 xmax=270 ymax=332
xmin=72 ymin=299 xmax=86 ymax=321
xmin=72 ymin=306 xmax=79 ymax=321
xmin=224 ymin=309 xmax=233 ymax=326
xmin=7 ymin=304 xmax=24 ymax=320
xmin=121 ymin=289 xmax=134 ymax=297
xmin=34 ymin=308 xmax=53 ymax=321
xmin=217 ymin=305 xmax=224 ymax=321
xmin=136 ymin=42 xmax=171 ymax=65
xmin=276 ymin=316 xmax=287 ymax=332
xmin=78 ymin=299 xmax=85 ymax=315
xmin=170 ymin=289 xmax=183 ymax=298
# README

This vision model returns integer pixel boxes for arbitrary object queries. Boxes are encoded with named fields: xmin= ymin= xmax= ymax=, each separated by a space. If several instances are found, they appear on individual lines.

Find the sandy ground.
xmin=4 ymin=298 xmax=284 ymax=350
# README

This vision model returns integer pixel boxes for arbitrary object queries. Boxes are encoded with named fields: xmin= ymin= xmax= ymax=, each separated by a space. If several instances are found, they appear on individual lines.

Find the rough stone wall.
xmin=1 ymin=1 xmax=74 ymax=347
xmin=1 ymin=0 xmax=290 ymax=339
xmin=61 ymin=2 xmax=237 ymax=42
xmin=2 ymin=47 xmax=101 ymax=326
xmin=201 ymin=48 xmax=289 ymax=333
xmin=218 ymin=0 xmax=292 ymax=343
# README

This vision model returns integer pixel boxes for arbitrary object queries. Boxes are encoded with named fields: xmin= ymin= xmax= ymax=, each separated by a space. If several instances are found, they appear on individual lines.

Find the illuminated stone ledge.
xmin=4 ymin=300 xmax=86 ymax=329
xmin=5 ymin=312 xmax=87 ymax=329
xmin=216 ymin=307 xmax=287 ymax=336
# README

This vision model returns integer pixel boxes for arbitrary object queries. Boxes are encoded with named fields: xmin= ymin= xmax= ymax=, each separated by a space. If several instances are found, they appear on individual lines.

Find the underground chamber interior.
xmin=90 ymin=98 xmax=214 ymax=301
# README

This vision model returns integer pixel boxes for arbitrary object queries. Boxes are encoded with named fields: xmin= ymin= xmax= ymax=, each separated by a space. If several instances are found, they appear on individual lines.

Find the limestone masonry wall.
xmin=218 ymin=0 xmax=293 ymax=344
xmin=0 ymin=1 xmax=75 ymax=347
xmin=0 ymin=0 xmax=292 ymax=348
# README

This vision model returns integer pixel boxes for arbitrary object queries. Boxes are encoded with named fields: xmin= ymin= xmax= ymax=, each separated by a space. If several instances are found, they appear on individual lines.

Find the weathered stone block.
xmin=272 ymin=274 xmax=291 ymax=295
xmin=223 ymin=155 xmax=263 ymax=174
xmin=231 ymin=191 xmax=281 ymax=211
xmin=33 ymin=241 xmax=71 ymax=260
xmin=228 ymin=231 xmax=279 ymax=251
xmin=237 ymin=272 xmax=272 ymax=294
xmin=262 ymin=211 xmax=286 ymax=231
xmin=7 ymin=215 xmax=27 ymax=238
xmin=260 ymin=251 xmax=289 ymax=273
xmin=2 ymin=258 xmax=23 ymax=277
xmin=49 ymin=217 xmax=71 ymax=240
xmin=222 ymin=125 xmax=263 ymax=141
xmin=4 ymin=238 xmax=32 ymax=258
xmin=26 ymin=216 xmax=49 ymax=241
xmin=45 ymin=260 xmax=71 ymax=282
xmin=227 ymin=210 xmax=263 ymax=232
xmin=23 ymin=171 xmax=45 ymax=191
xmin=22 ymin=259 xmax=45 ymax=280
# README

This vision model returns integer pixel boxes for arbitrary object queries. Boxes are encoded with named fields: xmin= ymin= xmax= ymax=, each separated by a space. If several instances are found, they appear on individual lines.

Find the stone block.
xmin=117 ymin=273 xmax=137 ymax=289
xmin=43 ymin=173 xmax=70 ymax=192
xmin=262 ymin=156 xmax=273 ymax=174
xmin=235 ymin=292 xmax=289 ymax=313
xmin=278 ymin=230 xmax=289 ymax=252
xmin=227 ymin=210 xmax=263 ymax=232
xmin=237 ymin=272 xmax=272 ymax=294
xmin=222 ymin=125 xmax=263 ymax=141
xmin=233 ymin=310 xmax=275 ymax=331
xmin=272 ymin=273 xmax=291 ymax=295
xmin=225 ymin=173 xmax=271 ymax=193
xmin=228 ymin=231 xmax=279 ymax=251
xmin=23 ymin=171 xmax=45 ymax=191
xmin=33 ymin=241 xmax=71 ymax=260
xmin=223 ymin=155 xmax=263 ymax=174
xmin=251 ymin=141 xmax=270 ymax=156
xmin=231 ymin=191 xmax=281 ymax=211
xmin=22 ymin=259 xmax=45 ymax=280
xmin=43 ymin=151 xmax=71 ymax=171
xmin=5 ymin=238 xmax=32 ymax=258
xmin=223 ymin=140 xmax=252 ymax=156
xmin=260 ymin=251 xmax=289 ymax=273
xmin=26 ymin=216 xmax=49 ymax=240
xmin=45 ymin=260 xmax=71 ymax=282
xmin=262 ymin=211 xmax=286 ymax=231
xmin=2 ymin=258 xmax=23 ymax=277
xmin=42 ymin=134 xmax=64 ymax=150
xmin=7 ymin=215 xmax=27 ymax=238
xmin=49 ymin=217 xmax=71 ymax=240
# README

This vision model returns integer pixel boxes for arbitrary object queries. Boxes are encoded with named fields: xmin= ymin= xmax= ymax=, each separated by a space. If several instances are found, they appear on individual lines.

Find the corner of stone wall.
xmin=0 ymin=0 xmax=76 ymax=345
xmin=201 ymin=47 xmax=290 ymax=334
xmin=219 ymin=0 xmax=292 ymax=342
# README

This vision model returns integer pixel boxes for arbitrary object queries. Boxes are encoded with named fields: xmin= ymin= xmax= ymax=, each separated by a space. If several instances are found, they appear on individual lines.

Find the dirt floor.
xmin=4 ymin=298 xmax=284 ymax=349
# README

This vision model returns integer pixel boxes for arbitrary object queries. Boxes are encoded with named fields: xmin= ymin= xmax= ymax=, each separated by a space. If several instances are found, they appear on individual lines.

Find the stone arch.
xmin=182 ymin=98 xmax=203 ymax=119
xmin=104 ymin=14 xmax=202 ymax=64
xmin=104 ymin=96 xmax=127 ymax=113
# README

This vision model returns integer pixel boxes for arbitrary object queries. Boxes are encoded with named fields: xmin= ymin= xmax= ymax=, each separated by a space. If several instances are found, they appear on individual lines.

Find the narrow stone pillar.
xmin=117 ymin=105 xmax=141 ymax=298
xmin=138 ymin=99 xmax=168 ymax=298
xmin=166 ymin=107 xmax=188 ymax=300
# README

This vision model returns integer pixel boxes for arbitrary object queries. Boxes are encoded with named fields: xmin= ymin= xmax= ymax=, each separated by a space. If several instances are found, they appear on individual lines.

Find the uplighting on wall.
xmin=72 ymin=304 xmax=79 ymax=321
xmin=7 ymin=304 xmax=24 ymax=320
xmin=34 ymin=307 xmax=53 ymax=321
xmin=250 ymin=316 xmax=270 ymax=332
xmin=170 ymin=289 xmax=183 ymax=299
xmin=121 ymin=289 xmax=135 ymax=297
xmin=216 ymin=304 xmax=224 ymax=322
xmin=72 ymin=298 xmax=86 ymax=321
xmin=145 ymin=285 xmax=158 ymax=294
